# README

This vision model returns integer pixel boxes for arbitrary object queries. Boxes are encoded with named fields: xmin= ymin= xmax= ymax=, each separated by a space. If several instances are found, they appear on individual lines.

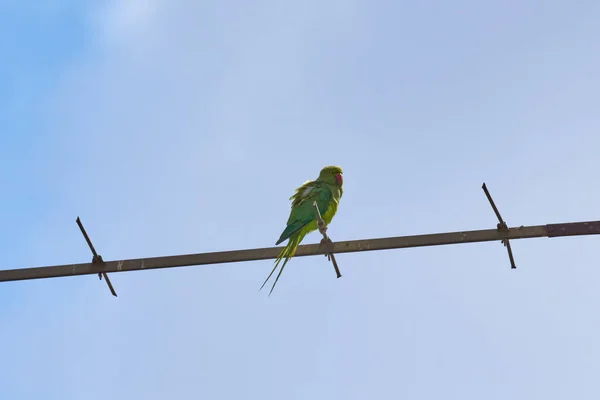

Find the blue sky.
xmin=2 ymin=1 xmax=600 ymax=398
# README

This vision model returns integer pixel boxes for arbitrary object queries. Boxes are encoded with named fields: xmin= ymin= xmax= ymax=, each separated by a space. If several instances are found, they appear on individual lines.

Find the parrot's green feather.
xmin=261 ymin=165 xmax=344 ymax=295
xmin=275 ymin=184 xmax=332 ymax=245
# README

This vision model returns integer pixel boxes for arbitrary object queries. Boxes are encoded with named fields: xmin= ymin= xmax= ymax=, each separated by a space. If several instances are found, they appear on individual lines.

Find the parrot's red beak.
xmin=335 ymin=173 xmax=343 ymax=185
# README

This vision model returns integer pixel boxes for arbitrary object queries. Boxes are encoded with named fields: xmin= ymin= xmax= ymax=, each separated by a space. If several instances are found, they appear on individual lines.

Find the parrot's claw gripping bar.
xmin=481 ymin=183 xmax=517 ymax=269
xmin=76 ymin=217 xmax=118 ymax=296
xmin=313 ymin=201 xmax=342 ymax=279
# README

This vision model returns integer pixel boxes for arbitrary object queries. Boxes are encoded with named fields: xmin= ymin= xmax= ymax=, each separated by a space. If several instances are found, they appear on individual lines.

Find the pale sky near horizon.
xmin=2 ymin=1 xmax=600 ymax=399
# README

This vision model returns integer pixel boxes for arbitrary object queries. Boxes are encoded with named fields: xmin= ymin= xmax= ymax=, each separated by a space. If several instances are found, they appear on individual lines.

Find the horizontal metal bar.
xmin=546 ymin=221 xmax=600 ymax=237
xmin=1 ymin=220 xmax=600 ymax=283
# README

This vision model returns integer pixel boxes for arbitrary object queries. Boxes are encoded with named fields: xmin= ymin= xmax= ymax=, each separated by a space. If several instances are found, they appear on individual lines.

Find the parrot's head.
xmin=318 ymin=165 xmax=343 ymax=187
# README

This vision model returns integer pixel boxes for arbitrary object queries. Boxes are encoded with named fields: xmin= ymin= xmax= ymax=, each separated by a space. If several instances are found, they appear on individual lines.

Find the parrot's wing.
xmin=275 ymin=182 xmax=331 ymax=245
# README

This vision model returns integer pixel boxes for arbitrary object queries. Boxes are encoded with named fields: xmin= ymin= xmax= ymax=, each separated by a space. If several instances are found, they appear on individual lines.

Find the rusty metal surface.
xmin=481 ymin=183 xmax=517 ymax=269
xmin=76 ymin=217 xmax=100 ymax=260
xmin=482 ymin=183 xmax=507 ymax=226
xmin=0 ymin=223 xmax=561 ymax=283
xmin=76 ymin=217 xmax=117 ymax=297
xmin=545 ymin=221 xmax=600 ymax=237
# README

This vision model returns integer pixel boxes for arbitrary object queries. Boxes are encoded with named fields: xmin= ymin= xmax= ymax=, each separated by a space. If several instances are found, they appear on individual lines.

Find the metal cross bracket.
xmin=481 ymin=183 xmax=517 ymax=269
xmin=76 ymin=217 xmax=118 ymax=296
xmin=313 ymin=201 xmax=342 ymax=278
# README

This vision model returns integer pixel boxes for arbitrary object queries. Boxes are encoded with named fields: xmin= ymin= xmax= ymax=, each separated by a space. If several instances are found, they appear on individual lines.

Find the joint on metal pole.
xmin=312 ymin=201 xmax=342 ymax=279
xmin=76 ymin=217 xmax=118 ymax=297
xmin=481 ymin=183 xmax=517 ymax=269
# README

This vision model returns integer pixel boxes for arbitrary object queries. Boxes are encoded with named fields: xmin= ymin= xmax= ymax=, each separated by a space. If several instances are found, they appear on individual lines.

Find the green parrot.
xmin=260 ymin=165 xmax=344 ymax=295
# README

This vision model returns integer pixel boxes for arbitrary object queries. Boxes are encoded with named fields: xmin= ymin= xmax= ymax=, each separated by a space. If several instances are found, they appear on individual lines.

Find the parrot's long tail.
xmin=260 ymin=231 xmax=306 ymax=296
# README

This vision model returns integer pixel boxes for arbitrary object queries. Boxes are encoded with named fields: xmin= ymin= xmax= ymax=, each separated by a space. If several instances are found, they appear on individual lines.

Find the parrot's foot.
xmin=319 ymin=237 xmax=342 ymax=278
xmin=320 ymin=237 xmax=334 ymax=258
xmin=317 ymin=222 xmax=328 ymax=237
